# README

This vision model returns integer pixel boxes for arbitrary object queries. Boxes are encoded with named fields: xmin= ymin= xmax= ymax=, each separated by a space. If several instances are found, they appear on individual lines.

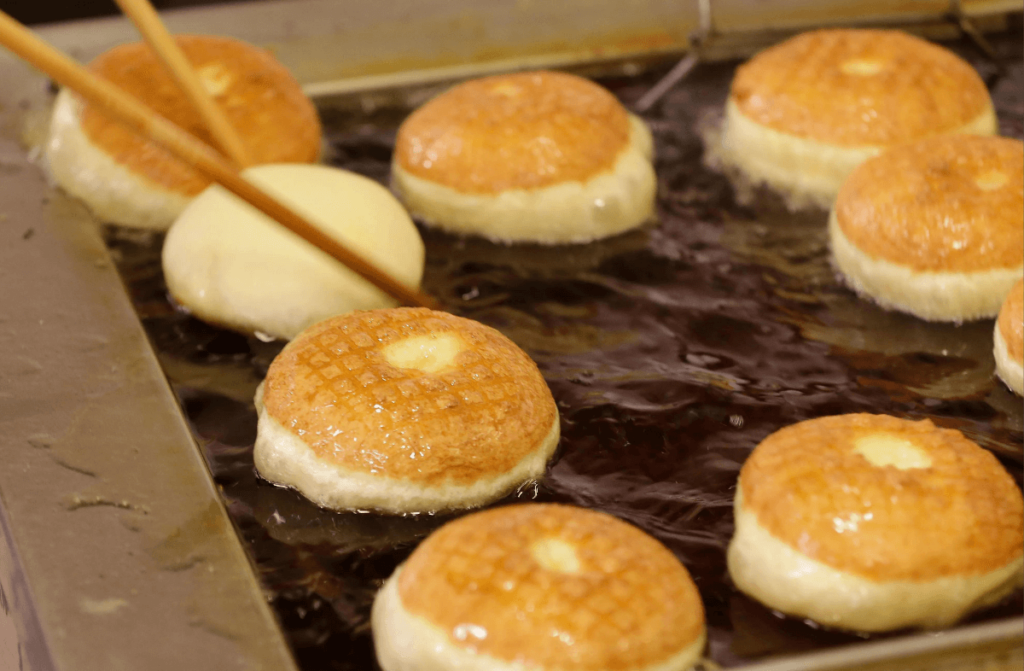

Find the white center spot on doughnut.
xmin=531 ymin=538 xmax=581 ymax=574
xmin=489 ymin=83 xmax=522 ymax=98
xmin=840 ymin=59 xmax=884 ymax=76
xmin=975 ymin=170 xmax=1008 ymax=191
xmin=198 ymin=63 xmax=234 ymax=96
xmin=383 ymin=333 xmax=462 ymax=374
xmin=854 ymin=434 xmax=933 ymax=470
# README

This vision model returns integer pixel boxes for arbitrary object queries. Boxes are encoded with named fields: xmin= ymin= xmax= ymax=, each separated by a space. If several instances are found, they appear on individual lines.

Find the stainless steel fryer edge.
xmin=16 ymin=0 xmax=1022 ymax=97
xmin=0 ymin=67 xmax=301 ymax=671
xmin=1 ymin=1 xmax=1021 ymax=670
xmin=737 ymin=618 xmax=1023 ymax=671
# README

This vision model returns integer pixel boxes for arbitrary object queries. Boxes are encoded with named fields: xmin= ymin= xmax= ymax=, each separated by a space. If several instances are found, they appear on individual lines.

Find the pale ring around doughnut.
xmin=719 ymin=100 xmax=995 ymax=210
xmin=729 ymin=489 xmax=1023 ymax=632
xmin=728 ymin=414 xmax=1024 ymax=632
xmin=994 ymin=279 xmax=1024 ymax=396
xmin=829 ymin=135 xmax=1023 ymax=322
xmin=45 ymin=35 xmax=321 ymax=230
xmin=392 ymin=71 xmax=656 ymax=245
xmin=393 ymin=115 xmax=654 ymax=245
xmin=47 ymin=90 xmax=193 ymax=230
xmin=829 ymin=210 xmax=1022 ymax=322
xmin=254 ymin=308 xmax=560 ymax=514
xmin=373 ymin=504 xmax=706 ymax=671
xmin=717 ymin=29 xmax=997 ymax=209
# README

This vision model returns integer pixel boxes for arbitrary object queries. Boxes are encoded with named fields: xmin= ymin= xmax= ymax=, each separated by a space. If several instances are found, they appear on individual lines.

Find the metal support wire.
xmin=634 ymin=0 xmax=1012 ymax=113
xmin=634 ymin=0 xmax=713 ymax=112
xmin=948 ymin=0 xmax=1004 ymax=71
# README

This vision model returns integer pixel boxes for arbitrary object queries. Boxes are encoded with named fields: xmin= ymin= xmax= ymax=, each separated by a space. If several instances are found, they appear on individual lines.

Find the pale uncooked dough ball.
xmin=163 ymin=164 xmax=424 ymax=340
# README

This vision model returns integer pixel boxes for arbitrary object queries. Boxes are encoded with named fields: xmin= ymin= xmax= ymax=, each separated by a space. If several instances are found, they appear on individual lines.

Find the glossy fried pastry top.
xmin=394 ymin=71 xmax=632 ymax=193
xmin=741 ymin=414 xmax=1023 ymax=582
xmin=730 ymin=29 xmax=991 ymax=146
xmin=999 ymin=279 xmax=1024 ymax=363
xmin=835 ymin=135 xmax=1024 ymax=272
xmin=398 ymin=504 xmax=705 ymax=669
xmin=80 ymin=35 xmax=320 ymax=195
xmin=261 ymin=308 xmax=557 ymax=484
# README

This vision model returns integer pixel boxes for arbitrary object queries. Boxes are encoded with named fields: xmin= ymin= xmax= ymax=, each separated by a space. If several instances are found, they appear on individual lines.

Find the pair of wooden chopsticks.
xmin=113 ymin=0 xmax=252 ymax=169
xmin=0 ymin=5 xmax=436 ymax=310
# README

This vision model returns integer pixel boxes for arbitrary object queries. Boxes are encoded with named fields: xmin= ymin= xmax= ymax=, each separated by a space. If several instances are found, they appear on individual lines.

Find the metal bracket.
xmin=948 ymin=0 xmax=1004 ymax=72
xmin=634 ymin=0 xmax=714 ymax=112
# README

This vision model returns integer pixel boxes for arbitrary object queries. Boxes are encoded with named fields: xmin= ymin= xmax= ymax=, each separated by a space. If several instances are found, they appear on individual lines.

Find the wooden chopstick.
xmin=0 ymin=10 xmax=437 ymax=310
xmin=113 ymin=0 xmax=252 ymax=168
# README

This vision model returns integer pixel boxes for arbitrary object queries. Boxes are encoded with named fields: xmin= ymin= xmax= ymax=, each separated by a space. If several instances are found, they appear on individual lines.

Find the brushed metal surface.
xmin=0 ymin=65 xmax=299 ymax=671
